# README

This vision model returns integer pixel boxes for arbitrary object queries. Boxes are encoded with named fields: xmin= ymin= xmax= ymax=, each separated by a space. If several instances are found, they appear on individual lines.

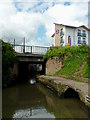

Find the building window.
xmin=61 ymin=36 xmax=63 ymax=43
xmin=78 ymin=37 xmax=81 ymax=44
xmin=68 ymin=36 xmax=71 ymax=46
xmin=82 ymin=30 xmax=86 ymax=37
xmin=82 ymin=38 xmax=86 ymax=44
xmin=61 ymin=28 xmax=64 ymax=36
xmin=77 ymin=29 xmax=81 ymax=36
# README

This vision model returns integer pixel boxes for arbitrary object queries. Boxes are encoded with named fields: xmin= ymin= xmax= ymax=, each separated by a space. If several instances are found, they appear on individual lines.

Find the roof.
xmin=54 ymin=23 xmax=90 ymax=31
xmin=54 ymin=23 xmax=77 ymax=29
xmin=78 ymin=25 xmax=90 ymax=31
xmin=51 ymin=23 xmax=90 ymax=38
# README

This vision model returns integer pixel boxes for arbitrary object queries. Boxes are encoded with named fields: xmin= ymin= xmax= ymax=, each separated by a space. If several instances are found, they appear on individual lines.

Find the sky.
xmin=0 ymin=0 xmax=89 ymax=46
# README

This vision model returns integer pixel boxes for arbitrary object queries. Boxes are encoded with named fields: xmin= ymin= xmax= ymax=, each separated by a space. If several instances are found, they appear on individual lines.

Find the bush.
xmin=43 ymin=45 xmax=88 ymax=60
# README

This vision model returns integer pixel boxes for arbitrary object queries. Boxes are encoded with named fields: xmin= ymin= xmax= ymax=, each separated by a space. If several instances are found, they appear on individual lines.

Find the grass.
xmin=64 ymin=77 xmax=88 ymax=83
xmin=76 ymin=62 xmax=88 ymax=78
xmin=56 ymin=53 xmax=87 ymax=75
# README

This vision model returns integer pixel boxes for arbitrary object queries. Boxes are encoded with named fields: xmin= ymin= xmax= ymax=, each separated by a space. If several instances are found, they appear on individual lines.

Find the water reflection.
xmin=13 ymin=107 xmax=55 ymax=118
xmin=2 ymin=83 xmax=88 ymax=119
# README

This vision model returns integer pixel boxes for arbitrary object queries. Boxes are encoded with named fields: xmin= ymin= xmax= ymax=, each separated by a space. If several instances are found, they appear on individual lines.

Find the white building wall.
xmin=64 ymin=27 xmax=75 ymax=46
xmin=75 ymin=27 xmax=88 ymax=46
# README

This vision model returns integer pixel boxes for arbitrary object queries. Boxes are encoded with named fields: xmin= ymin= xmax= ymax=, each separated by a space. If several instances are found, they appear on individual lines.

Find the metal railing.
xmin=11 ymin=44 xmax=49 ymax=54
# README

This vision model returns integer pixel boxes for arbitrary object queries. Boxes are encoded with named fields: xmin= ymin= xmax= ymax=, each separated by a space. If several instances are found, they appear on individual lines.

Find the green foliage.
xmin=2 ymin=40 xmax=18 ymax=66
xmin=43 ymin=45 xmax=88 ymax=60
xmin=2 ymin=40 xmax=18 ymax=85
xmin=76 ymin=62 xmax=88 ymax=78
xmin=56 ymin=53 xmax=87 ymax=75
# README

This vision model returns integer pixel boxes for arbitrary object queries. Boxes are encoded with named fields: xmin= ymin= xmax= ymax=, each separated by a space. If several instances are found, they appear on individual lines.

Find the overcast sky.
xmin=0 ymin=0 xmax=89 ymax=46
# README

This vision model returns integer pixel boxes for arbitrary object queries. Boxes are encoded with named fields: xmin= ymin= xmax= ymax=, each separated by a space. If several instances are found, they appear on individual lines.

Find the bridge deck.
xmin=17 ymin=53 xmax=45 ymax=63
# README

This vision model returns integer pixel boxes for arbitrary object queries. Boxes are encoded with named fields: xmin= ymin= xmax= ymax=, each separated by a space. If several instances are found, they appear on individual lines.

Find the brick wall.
xmin=46 ymin=58 xmax=63 ymax=75
xmin=55 ymin=24 xmax=63 ymax=46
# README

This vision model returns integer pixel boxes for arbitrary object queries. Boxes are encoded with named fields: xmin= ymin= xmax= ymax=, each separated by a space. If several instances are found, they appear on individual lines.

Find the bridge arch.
xmin=64 ymin=87 xmax=80 ymax=99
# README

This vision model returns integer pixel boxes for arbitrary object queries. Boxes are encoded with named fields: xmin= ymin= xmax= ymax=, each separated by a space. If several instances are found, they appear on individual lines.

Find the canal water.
xmin=2 ymin=82 xmax=88 ymax=119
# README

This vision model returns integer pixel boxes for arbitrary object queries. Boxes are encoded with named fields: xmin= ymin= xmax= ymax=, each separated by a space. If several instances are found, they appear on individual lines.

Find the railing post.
xmin=23 ymin=37 xmax=25 ymax=53
xmin=31 ymin=46 xmax=32 ymax=54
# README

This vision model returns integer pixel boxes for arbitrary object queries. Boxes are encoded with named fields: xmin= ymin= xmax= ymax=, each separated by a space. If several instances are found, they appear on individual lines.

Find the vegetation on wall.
xmin=56 ymin=53 xmax=87 ymax=77
xmin=43 ymin=45 xmax=88 ymax=78
xmin=1 ymin=40 xmax=18 ymax=86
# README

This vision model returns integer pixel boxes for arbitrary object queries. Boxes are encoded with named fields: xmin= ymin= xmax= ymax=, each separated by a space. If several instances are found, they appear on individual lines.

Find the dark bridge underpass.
xmin=17 ymin=53 xmax=46 ymax=82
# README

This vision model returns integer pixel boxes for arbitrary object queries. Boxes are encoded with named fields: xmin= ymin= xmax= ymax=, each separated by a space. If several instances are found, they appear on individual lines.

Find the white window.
xmin=61 ymin=36 xmax=63 ymax=43
xmin=78 ymin=29 xmax=81 ymax=36
xmin=61 ymin=28 xmax=64 ymax=36
xmin=78 ymin=37 xmax=81 ymax=44
xmin=82 ymin=30 xmax=86 ymax=37
xmin=82 ymin=38 xmax=86 ymax=44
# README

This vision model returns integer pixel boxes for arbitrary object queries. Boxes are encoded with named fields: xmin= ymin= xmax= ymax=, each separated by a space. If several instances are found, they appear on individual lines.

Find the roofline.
xmin=54 ymin=23 xmax=77 ymax=28
xmin=54 ymin=23 xmax=90 ymax=30
xmin=77 ymin=25 xmax=90 ymax=31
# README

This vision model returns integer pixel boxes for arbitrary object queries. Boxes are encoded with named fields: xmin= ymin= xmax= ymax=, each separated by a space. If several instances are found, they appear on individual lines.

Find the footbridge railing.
xmin=11 ymin=44 xmax=49 ymax=55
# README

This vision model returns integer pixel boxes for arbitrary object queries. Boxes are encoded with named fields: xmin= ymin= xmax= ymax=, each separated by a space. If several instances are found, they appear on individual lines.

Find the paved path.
xmin=39 ymin=75 xmax=89 ymax=105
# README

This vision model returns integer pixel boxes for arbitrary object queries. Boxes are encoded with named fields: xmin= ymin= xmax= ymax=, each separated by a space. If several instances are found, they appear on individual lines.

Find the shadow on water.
xmin=17 ymin=63 xmax=38 ymax=84
xmin=2 ymin=81 xmax=88 ymax=119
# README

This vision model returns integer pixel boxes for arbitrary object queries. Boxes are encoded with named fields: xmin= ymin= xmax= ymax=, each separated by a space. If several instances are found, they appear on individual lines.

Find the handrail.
xmin=11 ymin=44 xmax=49 ymax=48
xmin=11 ymin=44 xmax=49 ymax=54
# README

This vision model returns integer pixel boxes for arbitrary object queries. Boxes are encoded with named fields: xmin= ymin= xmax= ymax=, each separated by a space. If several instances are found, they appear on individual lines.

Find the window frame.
xmin=77 ymin=29 xmax=81 ymax=36
xmin=78 ymin=37 xmax=81 ymax=44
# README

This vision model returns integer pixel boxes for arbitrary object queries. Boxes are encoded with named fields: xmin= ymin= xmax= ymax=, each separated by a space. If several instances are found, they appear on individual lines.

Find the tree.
xmin=1 ymin=40 xmax=18 ymax=86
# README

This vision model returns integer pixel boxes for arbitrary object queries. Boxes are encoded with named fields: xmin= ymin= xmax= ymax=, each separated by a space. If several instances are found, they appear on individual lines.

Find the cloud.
xmin=0 ymin=0 xmax=88 ymax=47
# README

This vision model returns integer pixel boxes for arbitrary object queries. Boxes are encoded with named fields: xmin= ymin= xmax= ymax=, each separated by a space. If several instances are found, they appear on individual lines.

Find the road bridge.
xmin=11 ymin=44 xmax=50 ymax=80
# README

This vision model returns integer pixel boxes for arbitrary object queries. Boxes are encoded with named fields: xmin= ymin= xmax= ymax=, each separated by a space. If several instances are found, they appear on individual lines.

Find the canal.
xmin=2 ymin=82 xmax=88 ymax=119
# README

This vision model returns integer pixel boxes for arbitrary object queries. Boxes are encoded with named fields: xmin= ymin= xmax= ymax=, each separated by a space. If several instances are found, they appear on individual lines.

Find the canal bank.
xmin=38 ymin=75 xmax=90 ymax=107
